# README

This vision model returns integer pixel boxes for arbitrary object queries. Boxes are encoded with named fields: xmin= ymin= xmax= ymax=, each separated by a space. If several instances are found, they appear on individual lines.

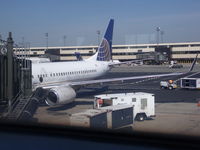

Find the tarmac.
xmin=133 ymin=103 xmax=200 ymax=136
xmin=34 ymin=64 xmax=200 ymax=136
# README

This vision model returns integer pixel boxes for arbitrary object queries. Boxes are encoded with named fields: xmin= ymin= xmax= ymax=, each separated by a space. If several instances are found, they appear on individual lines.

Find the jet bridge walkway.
xmin=0 ymin=32 xmax=39 ymax=121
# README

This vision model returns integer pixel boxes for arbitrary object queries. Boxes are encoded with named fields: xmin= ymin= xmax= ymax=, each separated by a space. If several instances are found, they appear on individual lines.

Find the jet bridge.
xmin=0 ymin=33 xmax=38 ymax=121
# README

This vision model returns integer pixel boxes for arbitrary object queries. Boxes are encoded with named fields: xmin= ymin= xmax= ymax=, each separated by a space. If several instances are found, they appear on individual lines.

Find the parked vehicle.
xmin=169 ymin=64 xmax=183 ymax=68
xmin=180 ymin=78 xmax=200 ymax=89
xmin=160 ymin=80 xmax=177 ymax=90
xmin=94 ymin=92 xmax=155 ymax=121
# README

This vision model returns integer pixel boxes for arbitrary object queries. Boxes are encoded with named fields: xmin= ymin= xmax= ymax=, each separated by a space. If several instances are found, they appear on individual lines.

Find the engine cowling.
xmin=45 ymin=86 xmax=76 ymax=106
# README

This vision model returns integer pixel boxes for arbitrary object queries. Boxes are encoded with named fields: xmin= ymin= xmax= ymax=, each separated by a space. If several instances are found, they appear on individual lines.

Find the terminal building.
xmin=14 ymin=42 xmax=200 ymax=63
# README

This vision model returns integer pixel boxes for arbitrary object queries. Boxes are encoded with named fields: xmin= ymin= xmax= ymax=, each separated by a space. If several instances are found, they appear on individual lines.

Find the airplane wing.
xmin=35 ymin=72 xmax=184 ymax=90
xmin=69 ymin=72 xmax=183 ymax=86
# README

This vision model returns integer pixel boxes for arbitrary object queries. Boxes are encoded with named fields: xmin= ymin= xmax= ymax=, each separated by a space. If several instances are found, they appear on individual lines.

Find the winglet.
xmin=189 ymin=54 xmax=198 ymax=72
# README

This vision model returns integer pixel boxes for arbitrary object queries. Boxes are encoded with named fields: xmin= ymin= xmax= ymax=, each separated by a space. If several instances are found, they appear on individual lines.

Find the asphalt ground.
xmin=78 ymin=64 xmax=200 ymax=103
xmin=34 ymin=64 xmax=200 ymax=136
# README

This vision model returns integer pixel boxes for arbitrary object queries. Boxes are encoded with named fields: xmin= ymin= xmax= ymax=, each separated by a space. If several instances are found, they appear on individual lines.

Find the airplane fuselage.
xmin=32 ymin=60 xmax=111 ymax=89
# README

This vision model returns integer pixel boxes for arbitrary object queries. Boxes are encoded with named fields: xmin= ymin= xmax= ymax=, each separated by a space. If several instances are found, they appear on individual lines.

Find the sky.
xmin=1 ymin=0 xmax=200 ymax=47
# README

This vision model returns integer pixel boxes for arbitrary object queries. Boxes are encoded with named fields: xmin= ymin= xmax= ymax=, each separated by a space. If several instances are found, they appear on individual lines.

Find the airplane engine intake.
xmin=45 ymin=86 xmax=76 ymax=106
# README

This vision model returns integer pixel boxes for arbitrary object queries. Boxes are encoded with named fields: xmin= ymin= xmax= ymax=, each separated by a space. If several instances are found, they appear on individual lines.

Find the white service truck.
xmin=180 ymin=78 xmax=200 ymax=89
xmin=94 ymin=92 xmax=155 ymax=121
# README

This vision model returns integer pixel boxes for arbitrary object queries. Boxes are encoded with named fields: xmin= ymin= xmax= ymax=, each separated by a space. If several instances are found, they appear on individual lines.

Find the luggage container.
xmin=98 ymin=104 xmax=134 ymax=129
xmin=69 ymin=109 xmax=107 ymax=128
xmin=180 ymin=78 xmax=200 ymax=89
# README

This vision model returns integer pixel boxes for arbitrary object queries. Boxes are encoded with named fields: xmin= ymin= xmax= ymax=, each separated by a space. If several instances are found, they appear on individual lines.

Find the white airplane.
xmin=32 ymin=19 xmax=197 ymax=106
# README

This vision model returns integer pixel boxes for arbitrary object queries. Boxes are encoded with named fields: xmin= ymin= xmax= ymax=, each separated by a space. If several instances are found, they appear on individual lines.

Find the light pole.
xmin=156 ymin=27 xmax=160 ymax=45
xmin=63 ymin=35 xmax=66 ymax=47
xmin=161 ymin=31 xmax=164 ymax=43
xmin=45 ymin=33 xmax=48 ymax=52
xmin=97 ymin=30 xmax=101 ymax=46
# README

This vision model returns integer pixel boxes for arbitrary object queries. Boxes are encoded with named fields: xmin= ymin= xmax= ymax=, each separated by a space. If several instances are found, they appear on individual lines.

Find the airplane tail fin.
xmin=75 ymin=52 xmax=83 ymax=61
xmin=96 ymin=19 xmax=114 ymax=61
xmin=189 ymin=53 xmax=198 ymax=72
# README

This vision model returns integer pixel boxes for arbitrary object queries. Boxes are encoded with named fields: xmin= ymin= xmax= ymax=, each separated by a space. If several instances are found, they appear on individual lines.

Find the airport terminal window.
xmin=130 ymin=46 xmax=147 ymax=49
xmin=172 ymin=51 xmax=200 ymax=54
xmin=172 ymin=45 xmax=188 ymax=47
xmin=191 ymin=44 xmax=200 ymax=47
xmin=78 ymin=48 xmax=93 ymax=50
xmin=149 ymin=46 xmax=157 ymax=48
xmin=113 ymin=47 xmax=127 ymax=49
xmin=62 ymin=48 xmax=77 ymax=50
xmin=113 ymin=52 xmax=135 ymax=55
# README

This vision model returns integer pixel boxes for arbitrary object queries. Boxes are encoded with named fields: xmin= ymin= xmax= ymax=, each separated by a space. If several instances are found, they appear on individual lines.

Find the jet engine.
xmin=45 ymin=86 xmax=76 ymax=106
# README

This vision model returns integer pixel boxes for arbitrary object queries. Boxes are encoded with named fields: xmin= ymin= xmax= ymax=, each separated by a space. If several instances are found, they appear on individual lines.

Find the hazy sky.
xmin=1 ymin=0 xmax=200 ymax=47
